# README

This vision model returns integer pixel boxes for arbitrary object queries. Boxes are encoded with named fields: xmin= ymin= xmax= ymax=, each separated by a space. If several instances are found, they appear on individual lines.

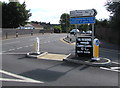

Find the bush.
xmin=53 ymin=26 xmax=61 ymax=33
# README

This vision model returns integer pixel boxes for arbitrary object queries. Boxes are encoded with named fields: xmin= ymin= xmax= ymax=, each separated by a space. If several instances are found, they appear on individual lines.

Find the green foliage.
xmin=105 ymin=1 xmax=120 ymax=31
xmin=95 ymin=19 xmax=109 ymax=28
xmin=53 ymin=25 xmax=61 ymax=33
xmin=2 ymin=1 xmax=31 ymax=28
xmin=0 ymin=1 xmax=2 ymax=5
xmin=80 ymin=24 xmax=89 ymax=32
xmin=60 ymin=13 xmax=70 ymax=33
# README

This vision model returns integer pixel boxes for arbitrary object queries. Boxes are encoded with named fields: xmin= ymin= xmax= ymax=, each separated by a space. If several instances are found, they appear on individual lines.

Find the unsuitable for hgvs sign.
xmin=70 ymin=17 xmax=95 ymax=24
xmin=76 ymin=37 xmax=93 ymax=57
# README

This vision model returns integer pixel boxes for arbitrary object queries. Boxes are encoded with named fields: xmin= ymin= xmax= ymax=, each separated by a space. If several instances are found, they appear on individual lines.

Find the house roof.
xmin=24 ymin=24 xmax=33 ymax=27
xmin=31 ymin=23 xmax=43 ymax=28
xmin=24 ymin=23 xmax=43 ymax=29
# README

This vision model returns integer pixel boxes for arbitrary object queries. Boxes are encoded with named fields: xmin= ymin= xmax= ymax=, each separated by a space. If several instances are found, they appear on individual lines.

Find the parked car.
xmin=70 ymin=29 xmax=80 ymax=35
xmin=81 ymin=31 xmax=86 ymax=34
xmin=86 ymin=30 xmax=92 ymax=34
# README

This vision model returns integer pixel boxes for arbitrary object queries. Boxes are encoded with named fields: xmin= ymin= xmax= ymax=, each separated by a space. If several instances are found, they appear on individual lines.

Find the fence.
xmin=2 ymin=28 xmax=54 ymax=39
xmin=95 ymin=27 xmax=119 ymax=45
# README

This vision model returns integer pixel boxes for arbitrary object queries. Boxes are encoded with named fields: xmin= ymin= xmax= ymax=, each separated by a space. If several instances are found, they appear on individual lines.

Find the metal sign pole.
xmin=92 ymin=24 xmax=94 ymax=57
xmin=75 ymin=24 xmax=77 ymax=56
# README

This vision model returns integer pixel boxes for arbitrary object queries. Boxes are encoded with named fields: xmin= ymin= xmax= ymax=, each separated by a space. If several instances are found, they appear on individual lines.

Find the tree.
xmin=60 ymin=13 xmax=70 ymax=33
xmin=105 ymin=1 xmax=120 ymax=31
xmin=53 ymin=25 xmax=61 ymax=33
xmin=2 ymin=1 xmax=31 ymax=28
xmin=95 ymin=19 xmax=109 ymax=28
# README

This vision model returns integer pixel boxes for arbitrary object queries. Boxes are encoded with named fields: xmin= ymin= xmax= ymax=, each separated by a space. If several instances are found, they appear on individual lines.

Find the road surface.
xmin=0 ymin=33 xmax=119 ymax=87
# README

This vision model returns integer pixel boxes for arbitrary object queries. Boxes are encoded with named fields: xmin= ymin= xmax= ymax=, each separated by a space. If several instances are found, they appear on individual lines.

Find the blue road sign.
xmin=95 ymin=40 xmax=99 ymax=46
xmin=70 ymin=17 xmax=95 ymax=24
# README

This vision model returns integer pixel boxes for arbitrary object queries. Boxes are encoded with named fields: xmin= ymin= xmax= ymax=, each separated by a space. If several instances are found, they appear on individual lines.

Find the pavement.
xmin=0 ymin=33 xmax=120 ymax=87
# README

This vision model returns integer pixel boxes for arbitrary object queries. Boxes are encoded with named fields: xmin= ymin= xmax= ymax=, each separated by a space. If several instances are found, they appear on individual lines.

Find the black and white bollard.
xmin=16 ymin=32 xmax=18 ymax=37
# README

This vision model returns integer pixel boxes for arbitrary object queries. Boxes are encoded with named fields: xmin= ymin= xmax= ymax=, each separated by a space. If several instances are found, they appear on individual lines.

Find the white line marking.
xmin=8 ymin=49 xmax=15 ymax=51
xmin=2 ymin=51 xmax=7 ymax=53
xmin=29 ymin=45 xmax=33 ymax=47
xmin=0 ymin=53 xmax=26 ymax=55
xmin=64 ymin=53 xmax=71 ymax=59
xmin=1 ymin=41 xmax=20 ymax=45
xmin=100 ymin=67 xmax=120 ymax=72
xmin=43 ymin=42 xmax=47 ymax=44
xmin=17 ymin=47 xmax=23 ymax=49
xmin=0 ymin=70 xmax=44 ymax=83
xmin=111 ymin=67 xmax=120 ymax=70
xmin=24 ymin=46 xmax=29 ymax=48
xmin=112 ymin=61 xmax=120 ymax=65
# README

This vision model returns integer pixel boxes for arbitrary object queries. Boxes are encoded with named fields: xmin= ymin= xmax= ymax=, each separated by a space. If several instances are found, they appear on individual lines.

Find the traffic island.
xmin=26 ymin=52 xmax=48 ymax=58
xmin=37 ymin=53 xmax=69 ymax=61
xmin=63 ymin=54 xmax=111 ymax=67
xmin=26 ymin=37 xmax=48 ymax=58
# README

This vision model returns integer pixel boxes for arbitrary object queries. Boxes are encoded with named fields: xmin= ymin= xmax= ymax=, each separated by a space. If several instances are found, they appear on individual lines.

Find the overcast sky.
xmin=1 ymin=0 xmax=110 ymax=24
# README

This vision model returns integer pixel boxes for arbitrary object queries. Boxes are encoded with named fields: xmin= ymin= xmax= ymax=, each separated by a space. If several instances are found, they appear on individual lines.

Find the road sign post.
xmin=70 ymin=9 xmax=97 ymax=60
xmin=65 ymin=9 xmax=111 ymax=65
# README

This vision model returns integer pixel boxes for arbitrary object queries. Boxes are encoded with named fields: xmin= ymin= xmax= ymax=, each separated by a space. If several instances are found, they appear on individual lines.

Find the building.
xmin=17 ymin=23 xmax=43 ymax=29
xmin=31 ymin=23 xmax=43 ymax=29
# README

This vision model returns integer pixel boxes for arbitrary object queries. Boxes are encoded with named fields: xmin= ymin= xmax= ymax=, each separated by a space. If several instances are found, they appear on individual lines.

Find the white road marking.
xmin=0 ymin=70 xmax=44 ymax=84
xmin=112 ymin=61 xmax=120 ymax=64
xmin=100 ymin=61 xmax=120 ymax=72
xmin=2 ymin=41 xmax=20 ymax=45
xmin=1 ymin=53 xmax=26 ymax=55
xmin=2 ymin=51 xmax=7 ymax=53
xmin=8 ymin=49 xmax=15 ymax=51
xmin=24 ymin=46 xmax=29 ymax=48
xmin=43 ymin=42 xmax=47 ymax=44
xmin=100 ymin=67 xmax=120 ymax=72
xmin=111 ymin=67 xmax=120 ymax=70
xmin=17 ymin=47 xmax=23 ymax=49
xmin=29 ymin=45 xmax=33 ymax=47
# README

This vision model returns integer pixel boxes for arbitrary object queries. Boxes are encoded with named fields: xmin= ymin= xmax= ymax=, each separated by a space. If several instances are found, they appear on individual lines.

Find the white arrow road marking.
xmin=0 ymin=70 xmax=44 ymax=84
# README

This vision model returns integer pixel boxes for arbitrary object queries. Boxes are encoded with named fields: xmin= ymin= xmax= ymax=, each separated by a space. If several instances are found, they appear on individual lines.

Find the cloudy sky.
xmin=1 ymin=0 xmax=110 ymax=24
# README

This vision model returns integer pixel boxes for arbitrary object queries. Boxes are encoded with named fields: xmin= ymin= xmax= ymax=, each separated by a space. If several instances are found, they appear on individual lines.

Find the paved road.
xmin=1 ymin=33 xmax=120 ymax=87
